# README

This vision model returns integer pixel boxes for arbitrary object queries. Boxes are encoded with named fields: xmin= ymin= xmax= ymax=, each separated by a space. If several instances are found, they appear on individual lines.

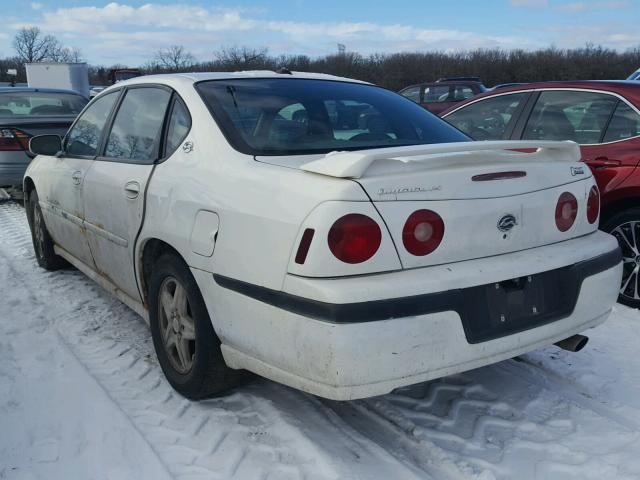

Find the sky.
xmin=0 ymin=0 xmax=638 ymax=66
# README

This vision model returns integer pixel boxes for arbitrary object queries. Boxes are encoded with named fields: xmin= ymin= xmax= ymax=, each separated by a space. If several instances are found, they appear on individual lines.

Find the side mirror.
xmin=29 ymin=135 xmax=63 ymax=156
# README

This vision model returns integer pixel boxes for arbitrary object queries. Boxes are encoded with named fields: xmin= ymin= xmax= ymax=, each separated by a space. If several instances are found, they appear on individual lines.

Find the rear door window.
xmin=522 ymin=90 xmax=618 ymax=144
xmin=104 ymin=87 xmax=171 ymax=162
xmin=164 ymin=98 xmax=192 ymax=156
xmin=444 ymin=92 xmax=528 ymax=140
xmin=602 ymin=101 xmax=640 ymax=143
xmin=65 ymin=91 xmax=119 ymax=157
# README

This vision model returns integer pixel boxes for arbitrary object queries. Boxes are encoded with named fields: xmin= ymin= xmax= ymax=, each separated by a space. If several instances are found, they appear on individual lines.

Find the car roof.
xmin=0 ymin=87 xmax=86 ymax=96
xmin=440 ymin=80 xmax=640 ymax=115
xmin=109 ymin=70 xmax=369 ymax=90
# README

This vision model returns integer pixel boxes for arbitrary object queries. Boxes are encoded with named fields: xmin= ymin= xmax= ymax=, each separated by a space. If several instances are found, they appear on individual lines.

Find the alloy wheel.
xmin=611 ymin=221 xmax=640 ymax=302
xmin=33 ymin=205 xmax=46 ymax=259
xmin=158 ymin=276 xmax=196 ymax=374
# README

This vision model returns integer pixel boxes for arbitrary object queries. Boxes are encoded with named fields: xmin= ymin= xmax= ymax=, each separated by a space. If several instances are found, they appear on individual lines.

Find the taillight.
xmin=402 ymin=209 xmax=445 ymax=256
xmin=555 ymin=192 xmax=578 ymax=232
xmin=586 ymin=185 xmax=600 ymax=224
xmin=328 ymin=214 xmax=381 ymax=264
xmin=0 ymin=128 xmax=30 ymax=151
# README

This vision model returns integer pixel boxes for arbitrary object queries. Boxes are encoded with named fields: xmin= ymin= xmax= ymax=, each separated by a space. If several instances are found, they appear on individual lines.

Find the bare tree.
xmin=153 ymin=45 xmax=195 ymax=70
xmin=12 ymin=26 xmax=59 ymax=63
xmin=214 ymin=46 xmax=270 ymax=70
xmin=49 ymin=46 xmax=84 ymax=63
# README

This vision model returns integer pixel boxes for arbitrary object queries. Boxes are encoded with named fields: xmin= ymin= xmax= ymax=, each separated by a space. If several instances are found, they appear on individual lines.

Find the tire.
xmin=602 ymin=208 xmax=640 ymax=308
xmin=149 ymin=253 xmax=246 ymax=399
xmin=27 ymin=190 xmax=68 ymax=271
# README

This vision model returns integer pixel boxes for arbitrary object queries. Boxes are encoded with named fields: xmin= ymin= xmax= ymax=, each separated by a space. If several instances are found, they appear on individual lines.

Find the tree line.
xmin=2 ymin=27 xmax=639 ymax=90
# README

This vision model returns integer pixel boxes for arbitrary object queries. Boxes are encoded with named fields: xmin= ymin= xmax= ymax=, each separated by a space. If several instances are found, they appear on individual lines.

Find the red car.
xmin=442 ymin=81 xmax=640 ymax=306
xmin=399 ymin=77 xmax=486 ymax=115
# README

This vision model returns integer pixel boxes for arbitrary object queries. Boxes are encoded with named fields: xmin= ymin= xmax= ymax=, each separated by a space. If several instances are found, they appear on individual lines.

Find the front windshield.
xmin=0 ymin=91 xmax=87 ymax=116
xmin=196 ymin=78 xmax=469 ymax=156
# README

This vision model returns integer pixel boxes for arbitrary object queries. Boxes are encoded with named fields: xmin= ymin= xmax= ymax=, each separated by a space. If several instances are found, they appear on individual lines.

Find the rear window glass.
xmin=0 ymin=91 xmax=87 ymax=116
xmin=196 ymin=78 xmax=468 ymax=156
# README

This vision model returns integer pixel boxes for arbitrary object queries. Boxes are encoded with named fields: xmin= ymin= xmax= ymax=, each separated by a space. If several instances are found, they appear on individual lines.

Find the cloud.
xmin=6 ymin=2 xmax=537 ymax=63
xmin=555 ymin=1 xmax=631 ymax=12
xmin=509 ymin=0 xmax=549 ymax=6
xmin=3 ymin=1 xmax=638 ymax=66
xmin=30 ymin=2 xmax=43 ymax=10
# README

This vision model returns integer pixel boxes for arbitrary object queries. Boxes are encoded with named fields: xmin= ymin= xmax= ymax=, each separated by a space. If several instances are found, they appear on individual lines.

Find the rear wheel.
xmin=28 ymin=190 xmax=68 ymax=271
xmin=149 ymin=253 xmax=246 ymax=399
xmin=603 ymin=208 xmax=640 ymax=308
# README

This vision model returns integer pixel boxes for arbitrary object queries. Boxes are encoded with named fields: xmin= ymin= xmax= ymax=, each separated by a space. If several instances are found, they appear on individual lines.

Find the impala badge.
xmin=571 ymin=166 xmax=585 ymax=176
xmin=497 ymin=214 xmax=517 ymax=232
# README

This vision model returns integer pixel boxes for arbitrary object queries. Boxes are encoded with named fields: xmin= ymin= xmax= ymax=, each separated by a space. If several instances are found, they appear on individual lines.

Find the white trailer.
xmin=25 ymin=62 xmax=90 ymax=98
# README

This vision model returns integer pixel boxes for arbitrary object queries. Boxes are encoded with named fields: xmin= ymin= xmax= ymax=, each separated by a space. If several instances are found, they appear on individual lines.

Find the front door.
xmin=82 ymin=86 xmax=172 ymax=301
xmin=38 ymin=90 xmax=121 ymax=268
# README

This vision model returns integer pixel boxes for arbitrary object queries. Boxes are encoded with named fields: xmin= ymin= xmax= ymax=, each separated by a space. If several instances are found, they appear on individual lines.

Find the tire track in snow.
xmin=0 ymin=202 xmax=430 ymax=480
xmin=5 ymin=200 xmax=640 ymax=480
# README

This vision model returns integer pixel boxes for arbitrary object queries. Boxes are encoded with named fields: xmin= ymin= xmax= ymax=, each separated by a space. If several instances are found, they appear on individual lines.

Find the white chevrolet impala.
xmin=24 ymin=72 xmax=622 ymax=400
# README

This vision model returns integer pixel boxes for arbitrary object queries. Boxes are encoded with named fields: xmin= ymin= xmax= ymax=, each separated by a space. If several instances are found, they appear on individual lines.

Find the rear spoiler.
xmin=300 ymin=140 xmax=581 ymax=179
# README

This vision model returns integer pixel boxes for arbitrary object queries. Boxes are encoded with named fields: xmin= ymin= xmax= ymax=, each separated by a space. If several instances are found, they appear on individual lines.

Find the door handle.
xmin=124 ymin=181 xmax=141 ymax=199
xmin=71 ymin=171 xmax=82 ymax=185
xmin=588 ymin=157 xmax=621 ymax=169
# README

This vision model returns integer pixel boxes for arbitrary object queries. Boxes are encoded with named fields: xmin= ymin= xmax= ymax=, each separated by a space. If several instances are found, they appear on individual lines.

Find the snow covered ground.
xmin=2 ymin=199 xmax=640 ymax=480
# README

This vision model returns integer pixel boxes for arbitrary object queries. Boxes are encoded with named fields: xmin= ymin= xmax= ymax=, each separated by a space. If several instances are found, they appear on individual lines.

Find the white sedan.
xmin=24 ymin=72 xmax=621 ymax=401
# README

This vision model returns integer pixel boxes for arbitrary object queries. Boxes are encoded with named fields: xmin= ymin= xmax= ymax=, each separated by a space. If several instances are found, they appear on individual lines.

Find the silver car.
xmin=0 ymin=87 xmax=87 ymax=188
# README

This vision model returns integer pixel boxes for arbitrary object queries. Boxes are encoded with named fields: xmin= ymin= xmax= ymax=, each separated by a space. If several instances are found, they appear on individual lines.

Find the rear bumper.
xmin=194 ymin=231 xmax=621 ymax=400
xmin=0 ymin=151 xmax=30 ymax=187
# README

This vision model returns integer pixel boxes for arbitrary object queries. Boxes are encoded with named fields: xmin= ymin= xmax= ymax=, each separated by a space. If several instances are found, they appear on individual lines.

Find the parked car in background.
xmin=628 ymin=69 xmax=640 ymax=81
xmin=442 ymin=80 xmax=640 ymax=306
xmin=399 ymin=77 xmax=486 ymax=114
xmin=0 ymin=87 xmax=87 ymax=188
xmin=108 ymin=68 xmax=142 ymax=84
xmin=89 ymin=86 xmax=107 ymax=98
xmin=24 ymin=72 xmax=620 ymax=401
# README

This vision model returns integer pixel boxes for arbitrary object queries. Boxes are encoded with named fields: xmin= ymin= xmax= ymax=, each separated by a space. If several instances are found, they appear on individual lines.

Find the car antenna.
xmin=276 ymin=67 xmax=292 ymax=75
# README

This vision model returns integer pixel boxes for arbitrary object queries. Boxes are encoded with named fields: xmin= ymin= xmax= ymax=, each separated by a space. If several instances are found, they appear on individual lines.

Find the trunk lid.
xmin=0 ymin=115 xmax=75 ymax=138
xmin=259 ymin=141 xmax=598 ymax=270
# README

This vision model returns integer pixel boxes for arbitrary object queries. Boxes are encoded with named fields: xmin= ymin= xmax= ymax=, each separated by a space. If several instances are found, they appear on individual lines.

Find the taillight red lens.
xmin=586 ymin=185 xmax=600 ymax=224
xmin=328 ymin=214 xmax=381 ymax=264
xmin=402 ymin=209 xmax=445 ymax=256
xmin=0 ymin=128 xmax=30 ymax=151
xmin=555 ymin=192 xmax=578 ymax=232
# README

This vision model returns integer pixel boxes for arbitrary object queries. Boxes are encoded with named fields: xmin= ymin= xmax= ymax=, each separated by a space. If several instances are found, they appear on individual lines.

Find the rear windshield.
xmin=196 ymin=78 xmax=468 ymax=156
xmin=0 ymin=91 xmax=87 ymax=116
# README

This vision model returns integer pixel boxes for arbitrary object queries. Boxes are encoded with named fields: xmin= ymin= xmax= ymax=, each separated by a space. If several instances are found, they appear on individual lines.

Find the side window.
xmin=65 ymin=91 xmax=119 ymax=156
xmin=522 ymin=90 xmax=617 ymax=144
xmin=454 ymin=86 xmax=474 ymax=101
xmin=423 ymin=86 xmax=452 ymax=103
xmin=165 ymin=98 xmax=192 ymax=156
xmin=400 ymin=86 xmax=420 ymax=103
xmin=444 ymin=93 xmax=527 ymax=140
xmin=603 ymin=102 xmax=640 ymax=143
xmin=105 ymin=87 xmax=171 ymax=162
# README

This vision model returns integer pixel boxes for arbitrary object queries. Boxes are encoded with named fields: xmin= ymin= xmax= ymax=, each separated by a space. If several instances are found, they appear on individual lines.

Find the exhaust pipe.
xmin=555 ymin=334 xmax=588 ymax=352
